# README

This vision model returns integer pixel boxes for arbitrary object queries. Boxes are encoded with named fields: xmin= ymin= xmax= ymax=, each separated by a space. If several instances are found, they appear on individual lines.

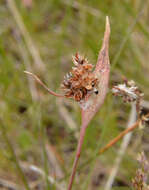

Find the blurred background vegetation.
xmin=0 ymin=0 xmax=149 ymax=189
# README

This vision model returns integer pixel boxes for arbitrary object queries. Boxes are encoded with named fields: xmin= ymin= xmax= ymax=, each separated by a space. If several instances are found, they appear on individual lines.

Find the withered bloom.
xmin=112 ymin=79 xmax=144 ymax=113
xmin=132 ymin=152 xmax=149 ymax=190
xmin=61 ymin=53 xmax=99 ymax=102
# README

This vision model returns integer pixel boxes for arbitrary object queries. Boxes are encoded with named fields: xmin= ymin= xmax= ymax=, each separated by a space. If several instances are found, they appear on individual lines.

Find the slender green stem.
xmin=0 ymin=123 xmax=31 ymax=190
xmin=42 ymin=127 xmax=51 ymax=190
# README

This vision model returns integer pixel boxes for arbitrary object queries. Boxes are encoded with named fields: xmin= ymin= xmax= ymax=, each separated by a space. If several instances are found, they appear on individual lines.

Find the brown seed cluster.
xmin=61 ymin=53 xmax=99 ymax=102
xmin=132 ymin=152 xmax=149 ymax=190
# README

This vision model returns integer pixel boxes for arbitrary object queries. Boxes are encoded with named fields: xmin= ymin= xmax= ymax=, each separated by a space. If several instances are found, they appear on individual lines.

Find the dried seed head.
xmin=61 ymin=53 xmax=99 ymax=102
xmin=112 ymin=79 xmax=144 ymax=112
xmin=132 ymin=152 xmax=149 ymax=190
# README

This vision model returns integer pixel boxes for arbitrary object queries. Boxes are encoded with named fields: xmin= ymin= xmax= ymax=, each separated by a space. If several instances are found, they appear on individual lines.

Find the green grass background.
xmin=0 ymin=0 xmax=149 ymax=189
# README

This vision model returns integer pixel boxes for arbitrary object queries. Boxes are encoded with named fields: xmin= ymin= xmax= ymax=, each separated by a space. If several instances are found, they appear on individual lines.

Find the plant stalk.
xmin=67 ymin=124 xmax=87 ymax=190
xmin=99 ymin=119 xmax=140 ymax=155
xmin=24 ymin=71 xmax=64 ymax=97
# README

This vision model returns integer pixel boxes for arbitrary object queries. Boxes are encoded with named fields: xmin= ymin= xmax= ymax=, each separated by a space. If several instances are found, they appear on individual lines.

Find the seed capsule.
xmin=61 ymin=53 xmax=99 ymax=102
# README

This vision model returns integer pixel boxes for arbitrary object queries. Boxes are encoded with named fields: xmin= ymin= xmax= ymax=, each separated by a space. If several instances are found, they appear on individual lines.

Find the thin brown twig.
xmin=24 ymin=71 xmax=64 ymax=98
xmin=99 ymin=120 xmax=140 ymax=155
xmin=98 ymin=113 xmax=149 ymax=155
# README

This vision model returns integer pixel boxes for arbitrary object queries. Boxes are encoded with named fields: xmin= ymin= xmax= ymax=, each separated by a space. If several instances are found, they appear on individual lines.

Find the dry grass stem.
xmin=0 ymin=178 xmax=24 ymax=190
xmin=99 ymin=113 xmax=149 ymax=155
xmin=13 ymin=31 xmax=38 ymax=101
xmin=24 ymin=71 xmax=64 ymax=97
xmin=56 ymin=98 xmax=79 ymax=138
xmin=45 ymin=143 xmax=64 ymax=179
xmin=6 ymin=0 xmax=45 ymax=71
xmin=104 ymin=103 xmax=137 ymax=190
xmin=21 ymin=162 xmax=66 ymax=190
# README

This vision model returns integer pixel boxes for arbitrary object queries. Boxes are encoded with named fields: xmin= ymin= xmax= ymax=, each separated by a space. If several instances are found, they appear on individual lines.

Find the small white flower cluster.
xmin=112 ymin=80 xmax=144 ymax=103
